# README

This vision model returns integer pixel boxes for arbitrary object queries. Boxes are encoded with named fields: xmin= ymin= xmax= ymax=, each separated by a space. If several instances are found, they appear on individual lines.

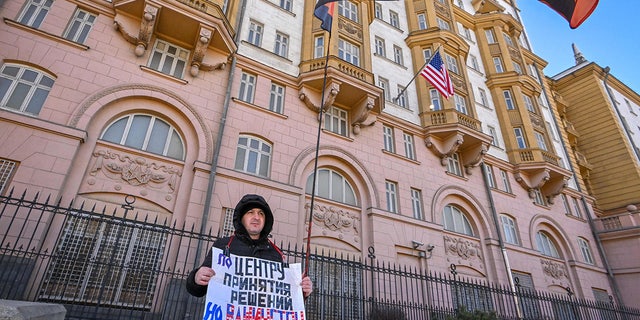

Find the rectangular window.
xmin=248 ymin=20 xmax=263 ymax=46
xmin=488 ymin=126 xmax=500 ymax=147
xmin=279 ymin=0 xmax=292 ymax=11
xmin=383 ymin=125 xmax=395 ymax=153
xmin=269 ymin=82 xmax=285 ymax=113
xmin=512 ymin=271 xmax=542 ymax=319
xmin=63 ymin=9 xmax=96 ymax=44
xmin=578 ymin=238 xmax=594 ymax=264
xmin=571 ymin=197 xmax=583 ymax=218
xmin=378 ymin=77 xmax=390 ymax=101
xmin=454 ymin=94 xmax=467 ymax=114
xmin=314 ymin=36 xmax=325 ymax=59
xmin=148 ymin=40 xmax=189 ymax=79
xmin=478 ymin=88 xmax=488 ymax=106
xmin=493 ymin=57 xmax=504 ymax=73
xmin=513 ymin=62 xmax=523 ymax=75
xmin=523 ymin=94 xmax=535 ymax=112
xmin=502 ymin=32 xmax=514 ymax=46
xmin=534 ymin=132 xmax=548 ymax=151
xmin=430 ymin=89 xmax=442 ymax=111
xmin=436 ymin=17 xmax=450 ymax=30
xmin=423 ymin=49 xmax=432 ymax=61
xmin=374 ymin=37 xmax=385 ymax=56
xmin=238 ymin=72 xmax=257 ymax=103
xmin=499 ymin=169 xmax=512 ymax=193
xmin=374 ymin=3 xmax=382 ymax=19
xmin=447 ymin=153 xmax=462 ymax=176
xmin=484 ymin=164 xmax=496 ymax=188
xmin=403 ymin=132 xmax=415 ymax=160
xmin=500 ymin=215 xmax=519 ymax=245
xmin=417 ymin=13 xmax=427 ymax=30
xmin=469 ymin=55 xmax=480 ymax=71
xmin=561 ymin=194 xmax=572 ymax=215
xmin=396 ymin=86 xmax=408 ymax=108
xmin=389 ymin=10 xmax=399 ymax=28
xmin=385 ymin=180 xmax=398 ymax=213
xmin=528 ymin=64 xmax=540 ymax=81
xmin=503 ymin=90 xmax=515 ymax=110
xmin=338 ymin=39 xmax=360 ymax=66
xmin=274 ymin=32 xmax=289 ymax=57
xmin=18 ymin=0 xmax=52 ymax=28
xmin=338 ymin=1 xmax=358 ymax=22
xmin=393 ymin=45 xmax=403 ymax=65
xmin=324 ymin=106 xmax=349 ymax=136
xmin=514 ymin=127 xmax=527 ymax=148
xmin=532 ymin=188 xmax=545 ymax=205
xmin=445 ymin=53 xmax=459 ymax=74
xmin=411 ymin=188 xmax=423 ymax=220
xmin=485 ymin=29 xmax=496 ymax=43
xmin=0 ymin=158 xmax=18 ymax=195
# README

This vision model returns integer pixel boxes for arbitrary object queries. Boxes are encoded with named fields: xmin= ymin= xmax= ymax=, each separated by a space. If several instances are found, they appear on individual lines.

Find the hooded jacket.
xmin=185 ymin=194 xmax=284 ymax=297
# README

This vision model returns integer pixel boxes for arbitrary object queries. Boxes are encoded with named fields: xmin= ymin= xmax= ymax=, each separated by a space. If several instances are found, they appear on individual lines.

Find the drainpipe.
xmin=480 ymin=163 xmax=522 ymax=319
xmin=194 ymin=1 xmax=247 ymax=265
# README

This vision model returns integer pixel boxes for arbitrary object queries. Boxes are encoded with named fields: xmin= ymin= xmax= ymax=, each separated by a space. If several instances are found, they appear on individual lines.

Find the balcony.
xmin=298 ymin=56 xmax=383 ymax=135
xmin=112 ymin=0 xmax=235 ymax=76
xmin=511 ymin=149 xmax=572 ymax=203
xmin=422 ymin=109 xmax=492 ymax=174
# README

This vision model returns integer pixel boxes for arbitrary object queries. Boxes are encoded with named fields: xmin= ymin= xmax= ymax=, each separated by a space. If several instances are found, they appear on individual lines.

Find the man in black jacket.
xmin=186 ymin=194 xmax=313 ymax=298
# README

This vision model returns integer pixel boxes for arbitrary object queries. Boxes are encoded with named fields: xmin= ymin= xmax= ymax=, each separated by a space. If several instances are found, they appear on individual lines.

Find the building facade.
xmin=1 ymin=0 xmax=638 ymax=314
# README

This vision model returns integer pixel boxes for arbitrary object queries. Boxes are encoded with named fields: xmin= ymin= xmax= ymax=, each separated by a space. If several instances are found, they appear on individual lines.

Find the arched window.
xmin=0 ymin=63 xmax=55 ymax=115
xmin=535 ymin=231 xmax=560 ymax=258
xmin=101 ymin=114 xmax=185 ymax=160
xmin=443 ymin=205 xmax=473 ymax=236
xmin=306 ymin=168 xmax=357 ymax=206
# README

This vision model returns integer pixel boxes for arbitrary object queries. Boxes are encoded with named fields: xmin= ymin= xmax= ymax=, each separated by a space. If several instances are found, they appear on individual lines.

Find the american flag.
xmin=420 ymin=51 xmax=454 ymax=99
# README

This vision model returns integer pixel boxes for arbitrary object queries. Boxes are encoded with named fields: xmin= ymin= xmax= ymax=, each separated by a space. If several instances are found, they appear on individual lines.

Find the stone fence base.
xmin=0 ymin=300 xmax=66 ymax=320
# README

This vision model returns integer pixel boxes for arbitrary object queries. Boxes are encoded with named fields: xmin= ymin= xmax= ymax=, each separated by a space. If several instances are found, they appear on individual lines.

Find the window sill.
xmin=139 ymin=66 xmax=188 ymax=84
xmin=4 ymin=18 xmax=89 ymax=51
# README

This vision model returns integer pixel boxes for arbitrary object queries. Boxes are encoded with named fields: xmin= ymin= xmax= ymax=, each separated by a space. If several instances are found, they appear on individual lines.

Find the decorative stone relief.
xmin=444 ymin=235 xmax=484 ymax=269
xmin=541 ymin=259 xmax=567 ymax=280
xmin=305 ymin=202 xmax=360 ymax=243
xmin=89 ymin=149 xmax=182 ymax=198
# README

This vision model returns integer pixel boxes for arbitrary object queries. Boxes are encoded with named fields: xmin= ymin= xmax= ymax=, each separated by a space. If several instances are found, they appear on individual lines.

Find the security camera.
xmin=411 ymin=240 xmax=424 ymax=249
xmin=426 ymin=244 xmax=435 ymax=252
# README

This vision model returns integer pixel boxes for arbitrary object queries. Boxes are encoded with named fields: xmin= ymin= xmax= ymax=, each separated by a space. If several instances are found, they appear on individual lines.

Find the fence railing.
xmin=1 ymin=190 xmax=639 ymax=320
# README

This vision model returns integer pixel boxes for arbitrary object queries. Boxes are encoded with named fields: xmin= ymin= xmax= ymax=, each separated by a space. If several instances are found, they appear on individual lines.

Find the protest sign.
xmin=202 ymin=247 xmax=306 ymax=320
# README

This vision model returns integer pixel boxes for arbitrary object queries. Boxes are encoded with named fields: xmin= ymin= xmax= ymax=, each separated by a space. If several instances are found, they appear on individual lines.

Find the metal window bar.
xmin=1 ymin=189 xmax=640 ymax=320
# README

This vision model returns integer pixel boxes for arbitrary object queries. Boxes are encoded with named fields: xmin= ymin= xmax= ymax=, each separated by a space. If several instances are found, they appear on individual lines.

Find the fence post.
xmin=450 ymin=263 xmax=458 ymax=314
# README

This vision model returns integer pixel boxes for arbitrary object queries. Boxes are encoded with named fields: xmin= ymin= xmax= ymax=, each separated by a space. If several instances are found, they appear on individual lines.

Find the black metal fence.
xmin=1 ymin=190 xmax=639 ymax=320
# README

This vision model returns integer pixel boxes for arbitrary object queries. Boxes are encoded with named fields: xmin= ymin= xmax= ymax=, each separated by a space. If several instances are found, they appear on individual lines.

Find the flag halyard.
xmin=420 ymin=51 xmax=454 ymax=99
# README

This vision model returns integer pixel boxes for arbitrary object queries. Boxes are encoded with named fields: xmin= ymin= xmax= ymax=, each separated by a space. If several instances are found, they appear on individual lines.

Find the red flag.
xmin=420 ymin=51 xmax=454 ymax=99
xmin=539 ymin=0 xmax=598 ymax=29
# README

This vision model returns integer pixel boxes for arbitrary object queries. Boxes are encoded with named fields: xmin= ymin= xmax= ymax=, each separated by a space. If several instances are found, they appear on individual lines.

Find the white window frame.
xmin=374 ymin=3 xmax=382 ymax=19
xmin=314 ymin=36 xmax=325 ymax=59
xmin=338 ymin=39 xmax=360 ymax=66
xmin=248 ymin=20 xmax=264 ymax=46
xmin=485 ymin=29 xmax=496 ymax=43
xmin=17 ymin=0 xmax=52 ymax=28
xmin=324 ymin=106 xmax=349 ymax=136
xmin=436 ymin=17 xmax=450 ymax=30
xmin=385 ymin=180 xmax=398 ymax=213
xmin=445 ymin=53 xmax=459 ymax=74
xmin=0 ymin=158 xmax=18 ymax=195
xmin=389 ymin=10 xmax=399 ymax=28
xmin=499 ymin=169 xmax=512 ymax=193
xmin=269 ymin=82 xmax=285 ymax=113
xmin=374 ymin=37 xmax=386 ymax=56
xmin=147 ymin=40 xmax=189 ymax=79
xmin=523 ymin=94 xmax=535 ymax=112
xmin=63 ymin=8 xmax=97 ymax=44
xmin=338 ymin=1 xmax=359 ymax=22
xmin=514 ymin=128 xmax=527 ymax=148
xmin=454 ymin=94 xmax=467 ymax=114
xmin=274 ymin=32 xmax=289 ymax=57
xmin=306 ymin=168 xmax=357 ymax=206
xmin=0 ymin=63 xmax=54 ymax=115
xmin=234 ymin=135 xmax=272 ymax=177
xmin=494 ymin=57 xmax=504 ymax=73
xmin=503 ymin=90 xmax=515 ymax=110
xmin=430 ymin=89 xmax=442 ymax=111
xmin=378 ymin=77 xmax=390 ymax=101
xmin=488 ymin=126 xmax=500 ymax=147
xmin=484 ymin=164 xmax=496 ymax=188
xmin=403 ymin=132 xmax=415 ymax=160
xmin=447 ymin=153 xmax=463 ymax=176
xmin=478 ymin=88 xmax=488 ymax=106
xmin=571 ymin=197 xmax=583 ymax=218
xmin=536 ymin=231 xmax=560 ymax=258
xmin=279 ymin=0 xmax=292 ymax=11
xmin=383 ymin=125 xmax=395 ymax=153
xmin=396 ymin=86 xmax=408 ymax=108
xmin=561 ymin=194 xmax=572 ymax=215
xmin=533 ymin=188 xmax=545 ymax=206
xmin=393 ymin=45 xmax=403 ymax=65
xmin=578 ymin=237 xmax=594 ymax=265
xmin=238 ymin=72 xmax=257 ymax=103
xmin=469 ymin=54 xmax=480 ymax=71
xmin=411 ymin=188 xmax=423 ymax=220
xmin=417 ymin=13 xmax=427 ymax=30
xmin=534 ymin=132 xmax=548 ymax=151
xmin=500 ymin=214 xmax=519 ymax=245
xmin=443 ymin=205 xmax=474 ymax=236
xmin=100 ymin=114 xmax=185 ymax=160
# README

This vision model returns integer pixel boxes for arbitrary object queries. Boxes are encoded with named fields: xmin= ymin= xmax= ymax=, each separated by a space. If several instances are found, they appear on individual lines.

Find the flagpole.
xmin=393 ymin=44 xmax=442 ymax=103
xmin=304 ymin=33 xmax=331 ymax=278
